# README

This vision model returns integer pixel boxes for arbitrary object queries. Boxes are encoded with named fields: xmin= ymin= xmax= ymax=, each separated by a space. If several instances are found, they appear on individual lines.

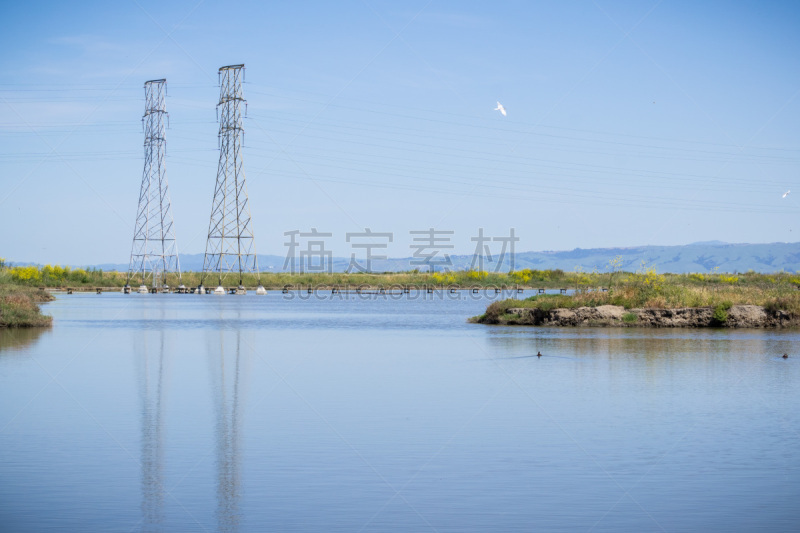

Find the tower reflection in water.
xmin=137 ymin=323 xmax=167 ymax=532
xmin=137 ymin=308 xmax=247 ymax=531
xmin=209 ymin=328 xmax=244 ymax=533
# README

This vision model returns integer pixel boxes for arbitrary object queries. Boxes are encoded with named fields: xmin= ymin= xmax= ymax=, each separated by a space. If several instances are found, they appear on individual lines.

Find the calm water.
xmin=1 ymin=292 xmax=798 ymax=532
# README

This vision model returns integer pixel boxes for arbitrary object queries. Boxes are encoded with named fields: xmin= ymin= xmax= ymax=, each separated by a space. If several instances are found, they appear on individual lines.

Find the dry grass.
xmin=0 ymin=286 xmax=53 ymax=328
xmin=473 ymin=277 xmax=800 ymax=324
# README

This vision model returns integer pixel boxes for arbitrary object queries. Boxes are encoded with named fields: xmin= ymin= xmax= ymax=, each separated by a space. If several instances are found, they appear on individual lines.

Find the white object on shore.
xmin=783 ymin=190 xmax=790 ymax=198
xmin=494 ymin=101 xmax=507 ymax=116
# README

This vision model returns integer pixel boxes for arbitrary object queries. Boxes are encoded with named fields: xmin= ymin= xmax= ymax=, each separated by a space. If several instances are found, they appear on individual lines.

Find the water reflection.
xmin=136 ymin=321 xmax=167 ymax=532
xmin=133 ymin=304 xmax=248 ymax=531
xmin=0 ymin=327 xmax=49 ymax=353
xmin=209 ymin=327 xmax=245 ymax=533
xmin=485 ymin=328 xmax=780 ymax=363
xmin=3 ymin=295 xmax=799 ymax=531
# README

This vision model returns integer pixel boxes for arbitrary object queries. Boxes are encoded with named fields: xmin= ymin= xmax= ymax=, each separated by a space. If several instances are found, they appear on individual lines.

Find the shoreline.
xmin=0 ymin=286 xmax=54 ymax=328
xmin=472 ymin=304 xmax=799 ymax=328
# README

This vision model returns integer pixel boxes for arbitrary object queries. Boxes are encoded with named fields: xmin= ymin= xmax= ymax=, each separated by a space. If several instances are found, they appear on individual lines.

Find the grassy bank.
xmin=5 ymin=262 xmax=799 ymax=291
xmin=1 ymin=260 xmax=799 ymax=327
xmin=1 ymin=264 xmax=567 ymax=289
xmin=473 ymin=270 xmax=800 ymax=324
xmin=0 ymin=285 xmax=54 ymax=328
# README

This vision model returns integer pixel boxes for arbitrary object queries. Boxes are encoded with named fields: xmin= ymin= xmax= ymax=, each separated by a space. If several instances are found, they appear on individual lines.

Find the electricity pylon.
xmin=127 ymin=79 xmax=181 ymax=293
xmin=200 ymin=64 xmax=263 ymax=294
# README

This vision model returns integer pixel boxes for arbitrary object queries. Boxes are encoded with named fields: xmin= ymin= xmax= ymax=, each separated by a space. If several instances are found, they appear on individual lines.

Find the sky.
xmin=1 ymin=0 xmax=799 ymax=266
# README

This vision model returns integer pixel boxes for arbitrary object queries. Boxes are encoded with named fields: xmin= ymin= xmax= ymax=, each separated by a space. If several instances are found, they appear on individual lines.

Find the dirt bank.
xmin=490 ymin=304 xmax=797 ymax=328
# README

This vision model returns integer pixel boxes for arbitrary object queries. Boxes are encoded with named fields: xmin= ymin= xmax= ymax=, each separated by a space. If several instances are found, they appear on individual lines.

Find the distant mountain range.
xmin=78 ymin=241 xmax=800 ymax=274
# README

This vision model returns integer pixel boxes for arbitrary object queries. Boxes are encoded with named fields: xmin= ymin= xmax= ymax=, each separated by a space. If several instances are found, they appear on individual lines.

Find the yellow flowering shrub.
xmin=467 ymin=270 xmax=488 ymax=281
xmin=431 ymin=272 xmax=456 ymax=285
xmin=10 ymin=266 xmax=41 ymax=283
xmin=509 ymin=269 xmax=533 ymax=284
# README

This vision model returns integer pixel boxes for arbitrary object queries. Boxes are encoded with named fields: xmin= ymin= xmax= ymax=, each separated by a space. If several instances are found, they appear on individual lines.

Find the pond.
xmin=1 ymin=291 xmax=798 ymax=531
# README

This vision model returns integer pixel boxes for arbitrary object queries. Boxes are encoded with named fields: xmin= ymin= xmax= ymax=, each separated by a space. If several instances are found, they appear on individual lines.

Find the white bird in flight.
xmin=494 ymin=101 xmax=507 ymax=116
xmin=783 ymin=190 xmax=790 ymax=198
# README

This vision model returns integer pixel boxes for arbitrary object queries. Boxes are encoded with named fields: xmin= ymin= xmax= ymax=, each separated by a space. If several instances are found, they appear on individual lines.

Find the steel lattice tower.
xmin=200 ymin=64 xmax=261 ymax=292
xmin=127 ymin=79 xmax=181 ymax=291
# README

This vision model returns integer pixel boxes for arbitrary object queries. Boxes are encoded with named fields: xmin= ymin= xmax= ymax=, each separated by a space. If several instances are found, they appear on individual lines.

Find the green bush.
xmin=712 ymin=301 xmax=732 ymax=324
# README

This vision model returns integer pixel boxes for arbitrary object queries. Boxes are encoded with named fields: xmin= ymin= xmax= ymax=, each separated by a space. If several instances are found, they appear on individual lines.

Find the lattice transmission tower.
xmin=127 ymin=79 xmax=182 ymax=292
xmin=200 ymin=64 xmax=263 ymax=294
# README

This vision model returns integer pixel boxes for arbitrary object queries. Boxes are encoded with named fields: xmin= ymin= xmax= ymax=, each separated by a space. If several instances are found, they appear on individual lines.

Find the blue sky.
xmin=1 ymin=0 xmax=798 ymax=265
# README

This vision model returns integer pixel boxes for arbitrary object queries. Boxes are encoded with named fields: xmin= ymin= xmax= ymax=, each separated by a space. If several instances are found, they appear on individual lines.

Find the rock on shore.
xmin=504 ymin=305 xmax=796 ymax=328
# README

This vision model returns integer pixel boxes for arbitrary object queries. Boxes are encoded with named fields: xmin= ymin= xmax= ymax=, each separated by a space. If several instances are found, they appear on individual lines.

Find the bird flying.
xmin=783 ymin=190 xmax=790 ymax=198
xmin=494 ymin=101 xmax=507 ymax=116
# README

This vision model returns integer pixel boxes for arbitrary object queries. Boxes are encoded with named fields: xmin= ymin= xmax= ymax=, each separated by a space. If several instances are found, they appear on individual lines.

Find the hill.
xmin=79 ymin=241 xmax=800 ymax=274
